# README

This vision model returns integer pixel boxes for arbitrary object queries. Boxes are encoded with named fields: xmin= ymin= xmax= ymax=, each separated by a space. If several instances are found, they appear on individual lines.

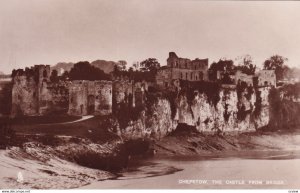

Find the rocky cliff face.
xmin=175 ymin=87 xmax=270 ymax=133
xmin=122 ymin=98 xmax=177 ymax=140
xmin=122 ymin=86 xmax=271 ymax=139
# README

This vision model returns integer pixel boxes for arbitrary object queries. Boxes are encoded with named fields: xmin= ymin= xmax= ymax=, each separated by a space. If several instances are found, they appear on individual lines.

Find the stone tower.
xmin=10 ymin=65 xmax=51 ymax=117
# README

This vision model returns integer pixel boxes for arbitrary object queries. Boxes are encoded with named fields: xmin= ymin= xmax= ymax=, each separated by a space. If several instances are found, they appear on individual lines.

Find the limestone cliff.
xmin=175 ymin=87 xmax=270 ymax=133
xmin=122 ymin=98 xmax=177 ymax=140
xmin=121 ymin=86 xmax=271 ymax=139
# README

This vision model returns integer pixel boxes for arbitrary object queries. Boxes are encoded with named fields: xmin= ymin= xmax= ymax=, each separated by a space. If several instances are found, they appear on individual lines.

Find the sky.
xmin=0 ymin=0 xmax=300 ymax=74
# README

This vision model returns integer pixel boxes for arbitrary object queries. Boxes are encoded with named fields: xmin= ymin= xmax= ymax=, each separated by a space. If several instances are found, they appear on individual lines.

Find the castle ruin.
xmin=156 ymin=52 xmax=209 ymax=88
xmin=9 ymin=52 xmax=276 ymax=118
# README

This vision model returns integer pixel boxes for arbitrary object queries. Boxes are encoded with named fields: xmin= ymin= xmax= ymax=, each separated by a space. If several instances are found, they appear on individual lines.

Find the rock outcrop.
xmin=122 ymin=86 xmax=271 ymax=139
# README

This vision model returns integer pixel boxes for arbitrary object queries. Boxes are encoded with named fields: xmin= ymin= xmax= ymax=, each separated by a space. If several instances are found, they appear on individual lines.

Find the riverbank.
xmin=153 ymin=127 xmax=300 ymax=157
xmin=83 ymin=151 xmax=300 ymax=189
xmin=82 ymin=128 xmax=300 ymax=189
xmin=0 ymin=137 xmax=120 ymax=189
xmin=1 ymin=128 xmax=300 ymax=189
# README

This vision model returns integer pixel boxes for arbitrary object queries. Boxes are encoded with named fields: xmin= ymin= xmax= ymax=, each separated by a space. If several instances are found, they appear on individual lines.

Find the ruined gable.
xmin=157 ymin=52 xmax=209 ymax=88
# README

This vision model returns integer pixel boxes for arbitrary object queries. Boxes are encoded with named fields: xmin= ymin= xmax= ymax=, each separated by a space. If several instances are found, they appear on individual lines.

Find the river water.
xmin=82 ymin=150 xmax=300 ymax=189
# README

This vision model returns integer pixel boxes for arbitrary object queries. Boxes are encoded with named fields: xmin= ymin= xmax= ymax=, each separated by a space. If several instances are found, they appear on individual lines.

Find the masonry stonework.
xmin=156 ymin=52 xmax=209 ymax=88
xmin=235 ymin=70 xmax=254 ymax=86
xmin=68 ymin=80 xmax=112 ymax=116
xmin=256 ymin=70 xmax=276 ymax=87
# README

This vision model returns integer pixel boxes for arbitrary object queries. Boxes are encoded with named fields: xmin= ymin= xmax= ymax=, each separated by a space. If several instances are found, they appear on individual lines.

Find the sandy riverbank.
xmin=153 ymin=129 xmax=300 ymax=157
xmin=1 ymin=129 xmax=300 ymax=189
xmin=0 ymin=139 xmax=117 ymax=189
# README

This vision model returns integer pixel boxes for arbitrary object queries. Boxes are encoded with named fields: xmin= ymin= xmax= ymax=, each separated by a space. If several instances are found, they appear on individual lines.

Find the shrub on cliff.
xmin=179 ymin=80 xmax=221 ymax=107
xmin=268 ymin=84 xmax=300 ymax=130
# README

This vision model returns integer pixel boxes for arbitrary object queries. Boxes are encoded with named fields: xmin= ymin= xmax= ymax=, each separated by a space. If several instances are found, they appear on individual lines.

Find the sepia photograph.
xmin=0 ymin=0 xmax=300 ymax=191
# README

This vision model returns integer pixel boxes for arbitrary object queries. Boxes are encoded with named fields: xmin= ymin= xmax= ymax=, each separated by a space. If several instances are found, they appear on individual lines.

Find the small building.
xmin=255 ymin=70 xmax=276 ymax=87
xmin=235 ymin=70 xmax=254 ymax=87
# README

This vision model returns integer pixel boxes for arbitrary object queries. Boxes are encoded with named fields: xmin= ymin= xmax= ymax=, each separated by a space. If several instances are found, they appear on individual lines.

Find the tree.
xmin=50 ymin=70 xmax=59 ymax=82
xmin=69 ymin=61 xmax=110 ymax=81
xmin=117 ymin=60 xmax=127 ymax=71
xmin=132 ymin=61 xmax=140 ymax=71
xmin=61 ymin=71 xmax=69 ymax=81
xmin=208 ymin=59 xmax=235 ymax=81
xmin=140 ymin=58 xmax=160 ymax=72
xmin=128 ymin=67 xmax=134 ymax=79
xmin=263 ymin=55 xmax=288 ymax=81
xmin=235 ymin=55 xmax=256 ymax=75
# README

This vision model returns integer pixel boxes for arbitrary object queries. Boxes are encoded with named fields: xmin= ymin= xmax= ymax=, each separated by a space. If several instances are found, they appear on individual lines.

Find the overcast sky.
xmin=0 ymin=0 xmax=299 ymax=73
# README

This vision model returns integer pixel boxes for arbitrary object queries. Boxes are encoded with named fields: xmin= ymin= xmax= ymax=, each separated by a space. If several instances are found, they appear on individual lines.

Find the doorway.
xmin=87 ymin=95 xmax=95 ymax=114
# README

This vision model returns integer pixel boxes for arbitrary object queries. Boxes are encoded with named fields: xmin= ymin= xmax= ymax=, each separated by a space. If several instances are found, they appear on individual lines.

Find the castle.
xmin=7 ymin=52 xmax=276 ymax=117
xmin=10 ymin=65 xmax=148 ymax=117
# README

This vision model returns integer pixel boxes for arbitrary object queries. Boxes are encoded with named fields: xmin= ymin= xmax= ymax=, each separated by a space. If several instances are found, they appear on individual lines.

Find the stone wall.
xmin=10 ymin=65 xmax=70 ymax=117
xmin=11 ymin=75 xmax=39 ymax=116
xmin=155 ymin=67 xmax=171 ymax=88
xmin=68 ymin=80 xmax=112 ymax=116
xmin=39 ymin=81 xmax=70 ymax=115
xmin=171 ymin=68 xmax=208 ymax=82
xmin=94 ymin=81 xmax=113 ymax=115
xmin=235 ymin=70 xmax=254 ymax=86
xmin=166 ymin=52 xmax=209 ymax=81
xmin=0 ymin=80 xmax=12 ymax=117
xmin=256 ymin=70 xmax=276 ymax=87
